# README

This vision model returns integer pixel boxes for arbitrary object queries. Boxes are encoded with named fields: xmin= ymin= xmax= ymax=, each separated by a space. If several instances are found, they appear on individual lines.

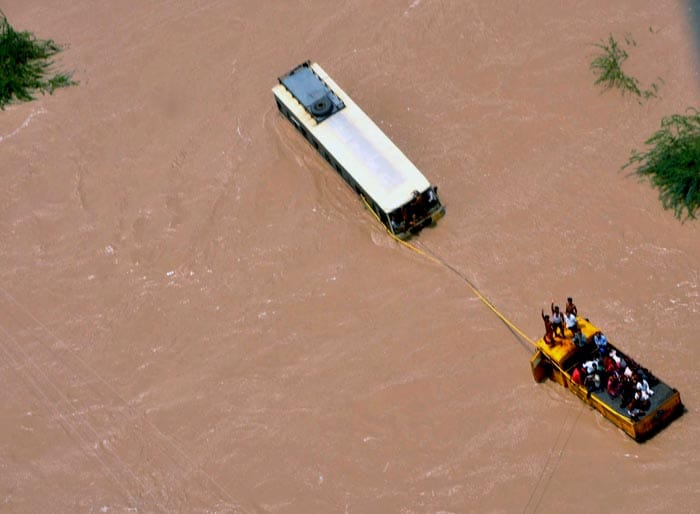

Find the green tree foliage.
xmin=624 ymin=109 xmax=700 ymax=221
xmin=590 ymin=34 xmax=660 ymax=100
xmin=0 ymin=11 xmax=76 ymax=109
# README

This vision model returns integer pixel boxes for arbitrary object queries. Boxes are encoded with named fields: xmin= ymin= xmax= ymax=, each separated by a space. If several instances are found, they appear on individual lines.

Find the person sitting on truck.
xmin=609 ymin=349 xmax=627 ymax=371
xmin=572 ymin=326 xmax=587 ymax=348
xmin=635 ymin=372 xmax=654 ymax=397
xmin=607 ymin=371 xmax=623 ymax=397
xmin=571 ymin=366 xmax=584 ymax=385
xmin=582 ymin=359 xmax=599 ymax=375
xmin=593 ymin=331 xmax=609 ymax=355
xmin=550 ymin=303 xmax=565 ymax=338
xmin=628 ymin=388 xmax=651 ymax=415
xmin=620 ymin=372 xmax=636 ymax=407
xmin=584 ymin=369 xmax=601 ymax=392
xmin=603 ymin=354 xmax=617 ymax=375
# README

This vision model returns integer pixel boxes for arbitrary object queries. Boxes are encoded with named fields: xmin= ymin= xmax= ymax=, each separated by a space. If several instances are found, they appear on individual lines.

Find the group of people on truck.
xmin=540 ymin=297 xmax=609 ymax=353
xmin=572 ymin=346 xmax=656 ymax=418
xmin=541 ymin=297 xmax=578 ymax=344
xmin=544 ymin=297 xmax=658 ymax=418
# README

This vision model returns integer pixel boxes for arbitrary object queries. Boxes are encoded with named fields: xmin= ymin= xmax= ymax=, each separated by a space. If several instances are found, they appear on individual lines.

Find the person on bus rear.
xmin=412 ymin=190 xmax=425 ymax=217
xmin=565 ymin=297 xmax=578 ymax=317
xmin=390 ymin=218 xmax=400 ymax=233
xmin=427 ymin=187 xmax=438 ymax=205
xmin=550 ymin=303 xmax=565 ymax=338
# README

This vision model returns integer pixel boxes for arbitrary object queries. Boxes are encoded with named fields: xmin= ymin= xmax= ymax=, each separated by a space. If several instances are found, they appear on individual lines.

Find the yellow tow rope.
xmin=360 ymin=195 xmax=536 ymax=348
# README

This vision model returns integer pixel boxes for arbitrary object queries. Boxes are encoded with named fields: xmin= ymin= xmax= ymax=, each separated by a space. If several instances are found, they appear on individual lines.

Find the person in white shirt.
xmin=582 ymin=359 xmax=599 ymax=375
xmin=550 ymin=303 xmax=565 ymax=338
xmin=564 ymin=311 xmax=578 ymax=336
xmin=635 ymin=373 xmax=654 ymax=397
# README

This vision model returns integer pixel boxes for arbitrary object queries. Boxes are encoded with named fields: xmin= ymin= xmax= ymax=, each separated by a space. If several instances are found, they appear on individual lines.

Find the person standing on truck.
xmin=565 ymin=297 xmax=578 ymax=317
xmin=550 ymin=303 xmax=565 ymax=338
xmin=564 ymin=310 xmax=578 ymax=336
xmin=541 ymin=310 xmax=556 ymax=345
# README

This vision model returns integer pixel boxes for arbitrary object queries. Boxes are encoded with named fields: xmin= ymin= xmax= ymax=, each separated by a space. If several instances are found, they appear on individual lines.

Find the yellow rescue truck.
xmin=531 ymin=317 xmax=683 ymax=441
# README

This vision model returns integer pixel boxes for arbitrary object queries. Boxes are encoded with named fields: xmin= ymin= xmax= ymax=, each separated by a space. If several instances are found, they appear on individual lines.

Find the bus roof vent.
xmin=279 ymin=61 xmax=345 ymax=123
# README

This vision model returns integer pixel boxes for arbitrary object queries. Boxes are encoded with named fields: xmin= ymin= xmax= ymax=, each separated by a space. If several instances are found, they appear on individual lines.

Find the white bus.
xmin=272 ymin=61 xmax=445 ymax=239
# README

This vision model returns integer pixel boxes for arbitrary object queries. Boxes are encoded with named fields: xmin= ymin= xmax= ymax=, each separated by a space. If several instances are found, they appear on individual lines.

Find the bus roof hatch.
xmin=279 ymin=61 xmax=345 ymax=122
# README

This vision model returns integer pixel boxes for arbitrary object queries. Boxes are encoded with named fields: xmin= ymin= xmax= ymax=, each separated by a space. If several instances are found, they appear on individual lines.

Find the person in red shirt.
xmin=572 ymin=366 xmax=583 ymax=385
xmin=607 ymin=372 xmax=623 ymax=397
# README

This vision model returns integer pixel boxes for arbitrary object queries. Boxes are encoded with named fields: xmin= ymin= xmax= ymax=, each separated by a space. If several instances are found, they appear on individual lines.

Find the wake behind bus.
xmin=272 ymin=61 xmax=445 ymax=239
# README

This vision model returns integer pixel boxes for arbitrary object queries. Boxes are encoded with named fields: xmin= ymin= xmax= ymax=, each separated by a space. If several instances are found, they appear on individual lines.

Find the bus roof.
xmin=279 ymin=63 xmax=344 ymax=122
xmin=273 ymin=62 xmax=431 ymax=213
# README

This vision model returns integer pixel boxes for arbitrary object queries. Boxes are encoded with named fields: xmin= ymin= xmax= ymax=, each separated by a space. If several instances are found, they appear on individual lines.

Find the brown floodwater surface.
xmin=1 ymin=1 xmax=699 ymax=512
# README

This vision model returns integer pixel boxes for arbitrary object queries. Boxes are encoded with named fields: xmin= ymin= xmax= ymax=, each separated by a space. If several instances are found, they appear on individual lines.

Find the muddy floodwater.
xmin=1 ymin=1 xmax=699 ymax=512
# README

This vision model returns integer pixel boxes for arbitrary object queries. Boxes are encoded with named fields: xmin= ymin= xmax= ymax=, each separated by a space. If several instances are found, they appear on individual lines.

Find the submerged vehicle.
xmin=272 ymin=61 xmax=445 ymax=239
xmin=530 ymin=317 xmax=683 ymax=441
